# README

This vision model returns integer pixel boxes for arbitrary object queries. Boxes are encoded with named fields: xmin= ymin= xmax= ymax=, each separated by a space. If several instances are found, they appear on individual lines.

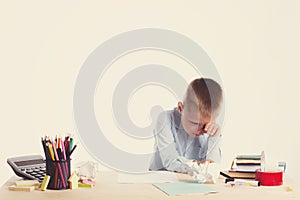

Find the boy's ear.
xmin=178 ymin=102 xmax=183 ymax=113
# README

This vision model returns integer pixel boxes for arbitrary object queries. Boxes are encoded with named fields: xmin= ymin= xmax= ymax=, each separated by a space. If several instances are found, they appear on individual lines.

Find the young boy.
xmin=149 ymin=78 xmax=223 ymax=173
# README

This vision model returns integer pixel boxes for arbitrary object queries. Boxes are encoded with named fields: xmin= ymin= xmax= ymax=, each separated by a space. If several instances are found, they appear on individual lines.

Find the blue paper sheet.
xmin=153 ymin=182 xmax=218 ymax=195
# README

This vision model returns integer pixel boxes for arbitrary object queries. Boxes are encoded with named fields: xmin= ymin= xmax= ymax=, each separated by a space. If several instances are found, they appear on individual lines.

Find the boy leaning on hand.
xmin=149 ymin=78 xmax=223 ymax=173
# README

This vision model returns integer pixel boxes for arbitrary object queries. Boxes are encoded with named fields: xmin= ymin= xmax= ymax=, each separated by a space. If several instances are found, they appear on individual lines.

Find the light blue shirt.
xmin=149 ymin=108 xmax=221 ymax=173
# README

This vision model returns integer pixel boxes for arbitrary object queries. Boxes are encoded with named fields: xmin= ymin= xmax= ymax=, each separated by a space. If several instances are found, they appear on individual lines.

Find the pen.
xmin=58 ymin=137 xmax=61 ymax=149
xmin=54 ymin=167 xmax=58 ymax=189
xmin=52 ymin=142 xmax=67 ymax=188
xmin=61 ymin=140 xmax=69 ymax=177
xmin=220 ymin=171 xmax=233 ymax=179
xmin=65 ymin=140 xmax=70 ymax=157
xmin=70 ymin=138 xmax=74 ymax=151
xmin=69 ymin=143 xmax=77 ymax=157
xmin=220 ymin=171 xmax=235 ymax=183
xmin=227 ymin=179 xmax=261 ymax=187
xmin=47 ymin=143 xmax=55 ymax=161
xmin=41 ymin=138 xmax=51 ymax=161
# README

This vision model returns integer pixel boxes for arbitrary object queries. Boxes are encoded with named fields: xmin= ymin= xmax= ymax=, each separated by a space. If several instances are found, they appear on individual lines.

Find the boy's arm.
xmin=206 ymin=133 xmax=222 ymax=163
xmin=154 ymin=112 xmax=192 ymax=173
xmin=203 ymin=122 xmax=222 ymax=163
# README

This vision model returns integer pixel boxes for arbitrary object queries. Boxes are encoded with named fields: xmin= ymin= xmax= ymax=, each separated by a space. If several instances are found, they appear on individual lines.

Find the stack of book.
xmin=224 ymin=154 xmax=262 ymax=179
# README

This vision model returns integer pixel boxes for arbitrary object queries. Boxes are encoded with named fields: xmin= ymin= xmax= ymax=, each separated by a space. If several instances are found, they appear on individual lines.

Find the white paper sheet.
xmin=118 ymin=171 xmax=179 ymax=183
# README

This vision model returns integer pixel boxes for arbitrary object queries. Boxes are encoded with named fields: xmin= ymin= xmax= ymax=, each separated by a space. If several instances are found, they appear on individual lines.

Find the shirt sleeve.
xmin=153 ymin=112 xmax=192 ymax=173
xmin=206 ymin=133 xmax=222 ymax=163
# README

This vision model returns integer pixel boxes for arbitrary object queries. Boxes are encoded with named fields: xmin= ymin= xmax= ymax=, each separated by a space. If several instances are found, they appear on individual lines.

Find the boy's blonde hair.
xmin=183 ymin=78 xmax=223 ymax=117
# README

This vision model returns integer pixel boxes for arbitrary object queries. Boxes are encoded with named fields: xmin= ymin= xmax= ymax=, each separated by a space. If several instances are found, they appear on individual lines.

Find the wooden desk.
xmin=0 ymin=172 xmax=299 ymax=200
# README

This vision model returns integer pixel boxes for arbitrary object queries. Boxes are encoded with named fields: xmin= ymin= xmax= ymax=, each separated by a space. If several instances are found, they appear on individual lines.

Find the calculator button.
xmin=38 ymin=171 xmax=45 ymax=174
xmin=26 ymin=169 xmax=33 ymax=173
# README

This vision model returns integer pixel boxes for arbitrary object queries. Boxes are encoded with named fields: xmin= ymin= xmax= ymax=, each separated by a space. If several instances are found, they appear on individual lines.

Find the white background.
xmin=1 ymin=0 xmax=300 ymax=185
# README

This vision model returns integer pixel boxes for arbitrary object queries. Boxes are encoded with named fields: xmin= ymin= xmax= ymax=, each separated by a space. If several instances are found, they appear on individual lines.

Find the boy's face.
xmin=178 ymin=102 xmax=212 ymax=137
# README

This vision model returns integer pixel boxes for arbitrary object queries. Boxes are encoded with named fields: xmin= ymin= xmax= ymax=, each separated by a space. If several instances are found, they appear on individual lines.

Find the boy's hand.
xmin=204 ymin=122 xmax=220 ymax=136
xmin=193 ymin=160 xmax=214 ymax=165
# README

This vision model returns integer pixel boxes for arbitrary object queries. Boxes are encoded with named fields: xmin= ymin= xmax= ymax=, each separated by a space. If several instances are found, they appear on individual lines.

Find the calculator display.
xmin=15 ymin=159 xmax=44 ymax=167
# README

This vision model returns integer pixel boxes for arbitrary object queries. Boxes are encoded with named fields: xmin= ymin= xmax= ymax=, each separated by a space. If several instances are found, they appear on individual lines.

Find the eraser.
xmin=68 ymin=172 xmax=80 ymax=190
xmin=40 ymin=175 xmax=50 ymax=191
xmin=8 ymin=185 xmax=35 ymax=192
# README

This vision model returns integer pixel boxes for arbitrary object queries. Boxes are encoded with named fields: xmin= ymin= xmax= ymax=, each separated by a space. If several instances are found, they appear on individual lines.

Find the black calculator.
xmin=7 ymin=155 xmax=46 ymax=182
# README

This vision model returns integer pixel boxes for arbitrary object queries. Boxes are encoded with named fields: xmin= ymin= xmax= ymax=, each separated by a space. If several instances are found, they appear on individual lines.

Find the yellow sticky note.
xmin=8 ymin=185 xmax=35 ymax=192
xmin=40 ymin=175 xmax=50 ymax=191
xmin=78 ymin=183 xmax=93 ymax=188
xmin=15 ymin=180 xmax=40 ymax=187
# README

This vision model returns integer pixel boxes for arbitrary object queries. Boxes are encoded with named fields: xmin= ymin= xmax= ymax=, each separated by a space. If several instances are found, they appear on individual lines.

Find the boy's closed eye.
xmin=189 ymin=121 xmax=206 ymax=130
xmin=189 ymin=121 xmax=199 ymax=126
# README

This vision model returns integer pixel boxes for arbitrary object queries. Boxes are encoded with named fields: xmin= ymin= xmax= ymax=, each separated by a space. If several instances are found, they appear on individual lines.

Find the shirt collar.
xmin=173 ymin=107 xmax=185 ymax=130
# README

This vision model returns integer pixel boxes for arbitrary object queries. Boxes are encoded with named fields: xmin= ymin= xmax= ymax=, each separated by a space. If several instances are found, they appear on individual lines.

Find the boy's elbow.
xmin=162 ymin=159 xmax=187 ymax=173
xmin=162 ymin=158 xmax=172 ymax=170
xmin=162 ymin=158 xmax=178 ymax=172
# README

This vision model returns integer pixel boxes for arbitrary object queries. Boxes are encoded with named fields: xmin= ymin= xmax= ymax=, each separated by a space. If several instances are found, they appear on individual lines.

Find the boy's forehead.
xmin=183 ymin=110 xmax=211 ymax=121
xmin=184 ymin=110 xmax=199 ymax=118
